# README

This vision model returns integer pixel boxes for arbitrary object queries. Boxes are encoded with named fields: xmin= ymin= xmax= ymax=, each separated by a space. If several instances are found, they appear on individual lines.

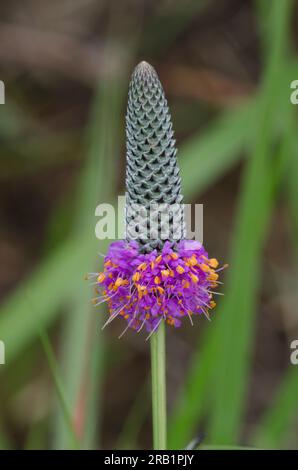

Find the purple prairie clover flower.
xmin=89 ymin=61 xmax=226 ymax=335
xmin=95 ymin=239 xmax=224 ymax=334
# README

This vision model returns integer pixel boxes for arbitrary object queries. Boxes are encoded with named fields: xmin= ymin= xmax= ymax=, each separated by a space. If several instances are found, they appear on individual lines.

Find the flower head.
xmin=91 ymin=240 xmax=226 ymax=335
xmin=88 ymin=61 xmax=226 ymax=336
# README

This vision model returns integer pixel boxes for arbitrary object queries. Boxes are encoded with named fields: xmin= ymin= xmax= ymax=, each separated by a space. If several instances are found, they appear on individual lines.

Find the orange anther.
xmin=176 ymin=265 xmax=185 ymax=274
xmin=132 ymin=272 xmax=141 ymax=282
xmin=190 ymin=273 xmax=199 ymax=283
xmin=199 ymin=263 xmax=210 ymax=272
xmin=209 ymin=258 xmax=219 ymax=269
xmin=189 ymin=255 xmax=198 ymax=266
xmin=161 ymin=269 xmax=170 ymax=278
xmin=114 ymin=277 xmax=124 ymax=287
xmin=137 ymin=262 xmax=147 ymax=271
xmin=208 ymin=272 xmax=219 ymax=281
xmin=97 ymin=273 xmax=105 ymax=283
xmin=182 ymin=280 xmax=190 ymax=289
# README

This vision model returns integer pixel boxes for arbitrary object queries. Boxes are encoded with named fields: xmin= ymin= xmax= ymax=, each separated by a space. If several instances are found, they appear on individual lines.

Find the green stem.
xmin=150 ymin=321 xmax=167 ymax=450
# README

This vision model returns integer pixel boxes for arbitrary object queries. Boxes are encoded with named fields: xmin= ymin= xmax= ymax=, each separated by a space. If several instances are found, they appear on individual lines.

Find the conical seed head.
xmin=125 ymin=61 xmax=185 ymax=252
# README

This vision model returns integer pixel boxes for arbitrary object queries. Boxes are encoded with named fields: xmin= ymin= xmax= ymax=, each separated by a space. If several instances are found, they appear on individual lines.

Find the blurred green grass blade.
xmin=168 ymin=325 xmax=217 ymax=449
xmin=181 ymin=101 xmax=256 ymax=199
xmin=0 ymin=232 xmax=88 ymax=362
xmin=116 ymin=377 xmax=150 ymax=450
xmin=208 ymin=0 xmax=293 ymax=443
xmin=252 ymin=366 xmax=298 ymax=448
xmin=39 ymin=329 xmax=80 ymax=450
xmin=82 ymin=337 xmax=105 ymax=449
xmin=53 ymin=73 xmax=126 ymax=449
xmin=168 ymin=101 xmax=258 ymax=450
xmin=52 ymin=292 xmax=94 ymax=450
xmin=169 ymin=102 xmax=294 ymax=450
xmin=208 ymin=123 xmax=293 ymax=445
xmin=288 ymin=118 xmax=298 ymax=254
xmin=169 ymin=1 xmax=294 ymax=449
xmin=252 ymin=102 xmax=298 ymax=450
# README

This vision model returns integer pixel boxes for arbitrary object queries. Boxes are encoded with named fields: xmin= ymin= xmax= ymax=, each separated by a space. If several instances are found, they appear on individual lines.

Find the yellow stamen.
xmin=137 ymin=285 xmax=147 ymax=294
xmin=171 ymin=252 xmax=178 ymax=260
xmin=97 ymin=273 xmax=105 ymax=283
xmin=156 ymin=255 xmax=162 ymax=263
xmin=208 ymin=272 xmax=219 ymax=281
xmin=161 ymin=269 xmax=170 ymax=278
xmin=154 ymin=276 xmax=161 ymax=285
xmin=190 ymin=273 xmax=199 ymax=283
xmin=137 ymin=262 xmax=147 ymax=271
xmin=176 ymin=265 xmax=185 ymax=274
xmin=182 ymin=280 xmax=190 ymax=289
xmin=189 ymin=255 xmax=198 ymax=266
xmin=132 ymin=272 xmax=141 ymax=282
xmin=114 ymin=277 xmax=125 ymax=287
xmin=199 ymin=263 xmax=210 ymax=272
xmin=209 ymin=258 xmax=219 ymax=269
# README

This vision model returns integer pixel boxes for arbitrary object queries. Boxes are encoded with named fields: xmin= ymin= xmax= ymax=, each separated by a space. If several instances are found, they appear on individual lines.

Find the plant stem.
xmin=150 ymin=321 xmax=167 ymax=450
